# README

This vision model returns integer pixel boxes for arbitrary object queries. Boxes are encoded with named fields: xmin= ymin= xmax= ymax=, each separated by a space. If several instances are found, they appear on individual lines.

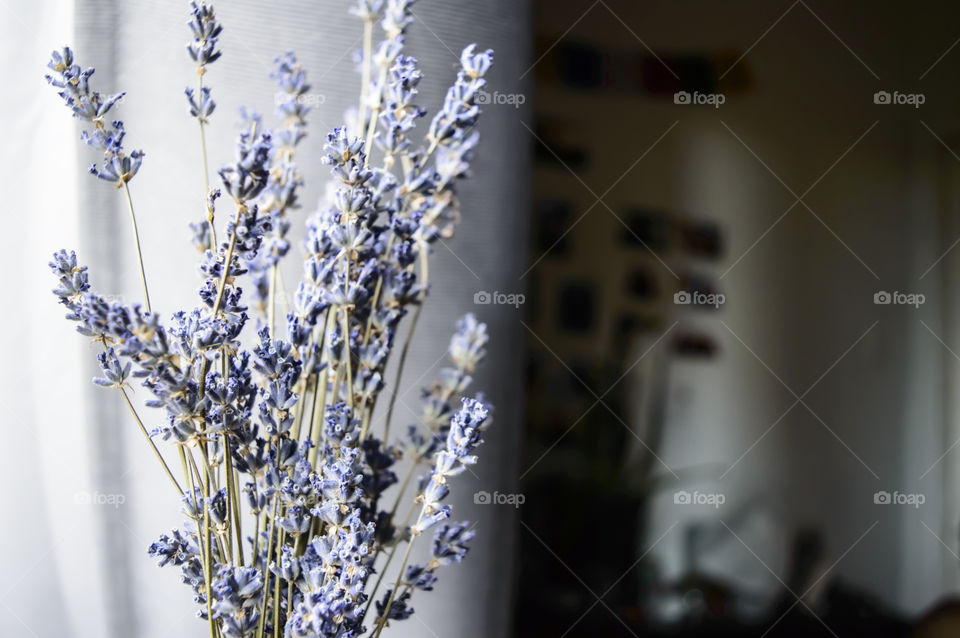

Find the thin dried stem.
xmin=121 ymin=182 xmax=151 ymax=311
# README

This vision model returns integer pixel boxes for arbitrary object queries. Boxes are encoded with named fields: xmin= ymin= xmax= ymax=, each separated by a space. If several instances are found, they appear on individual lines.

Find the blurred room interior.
xmin=517 ymin=0 xmax=960 ymax=636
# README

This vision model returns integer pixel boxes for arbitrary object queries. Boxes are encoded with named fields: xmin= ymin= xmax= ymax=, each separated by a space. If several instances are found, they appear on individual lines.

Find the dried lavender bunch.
xmin=46 ymin=1 xmax=496 ymax=637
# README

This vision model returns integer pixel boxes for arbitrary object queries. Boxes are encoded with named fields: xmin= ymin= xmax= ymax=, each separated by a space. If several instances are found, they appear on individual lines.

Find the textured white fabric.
xmin=2 ymin=2 xmax=115 ymax=636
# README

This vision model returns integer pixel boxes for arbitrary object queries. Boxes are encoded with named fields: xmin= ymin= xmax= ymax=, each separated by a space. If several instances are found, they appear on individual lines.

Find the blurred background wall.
xmin=517 ymin=1 xmax=960 ymax=636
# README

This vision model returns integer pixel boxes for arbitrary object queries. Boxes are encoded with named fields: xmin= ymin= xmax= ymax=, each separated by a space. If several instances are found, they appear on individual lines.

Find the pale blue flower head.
xmin=186 ymin=1 xmax=223 ymax=67
xmin=460 ymin=44 xmax=494 ymax=79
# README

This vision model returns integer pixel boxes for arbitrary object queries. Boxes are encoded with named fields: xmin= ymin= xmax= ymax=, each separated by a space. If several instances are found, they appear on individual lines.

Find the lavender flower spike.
xmin=45 ymin=48 xmax=144 ymax=184
xmin=46 ymin=47 xmax=152 ymax=310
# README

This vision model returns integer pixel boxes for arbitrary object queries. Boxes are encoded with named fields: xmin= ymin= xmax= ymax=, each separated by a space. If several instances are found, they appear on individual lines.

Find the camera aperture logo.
xmin=474 ymin=290 xmax=525 ymax=308
xmin=673 ymin=490 xmax=725 ymax=508
xmin=874 ymin=290 xmax=924 ymax=308
xmin=474 ymin=490 xmax=525 ymax=508
xmin=674 ymin=91 xmax=725 ymax=108
xmin=674 ymin=290 xmax=725 ymax=308
xmin=873 ymin=90 xmax=924 ymax=108
xmin=475 ymin=89 xmax=525 ymax=108
xmin=874 ymin=490 xmax=925 ymax=508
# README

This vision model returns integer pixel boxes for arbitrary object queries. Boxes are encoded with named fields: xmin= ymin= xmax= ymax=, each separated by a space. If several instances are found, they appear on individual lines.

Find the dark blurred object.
xmin=534 ymin=199 xmax=573 ymax=255
xmin=641 ymin=51 xmax=754 ymax=97
xmin=620 ymin=209 xmax=672 ymax=251
xmin=679 ymin=271 xmax=722 ymax=301
xmin=648 ymin=524 xmax=911 ymax=637
xmin=533 ymin=117 xmax=589 ymax=168
xmin=680 ymin=219 xmax=723 ymax=259
xmin=534 ymin=35 xmax=753 ymax=98
xmin=517 ymin=340 xmax=675 ymax=638
xmin=778 ymin=529 xmax=825 ymax=609
xmin=812 ymin=583 xmax=911 ymax=638
xmin=641 ymin=54 xmax=714 ymax=96
xmin=558 ymin=41 xmax=604 ymax=88
xmin=627 ymin=266 xmax=659 ymax=300
xmin=912 ymin=600 xmax=960 ymax=638
xmin=558 ymin=283 xmax=596 ymax=331
xmin=617 ymin=211 xmax=723 ymax=260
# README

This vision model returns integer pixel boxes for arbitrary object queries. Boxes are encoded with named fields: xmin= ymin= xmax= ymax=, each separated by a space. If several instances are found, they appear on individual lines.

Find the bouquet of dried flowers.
xmin=46 ymin=1 xmax=495 ymax=636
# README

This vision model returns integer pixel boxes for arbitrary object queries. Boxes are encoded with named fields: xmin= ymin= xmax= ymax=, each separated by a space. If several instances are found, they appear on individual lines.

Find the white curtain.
xmin=2 ymin=0 xmax=530 ymax=635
